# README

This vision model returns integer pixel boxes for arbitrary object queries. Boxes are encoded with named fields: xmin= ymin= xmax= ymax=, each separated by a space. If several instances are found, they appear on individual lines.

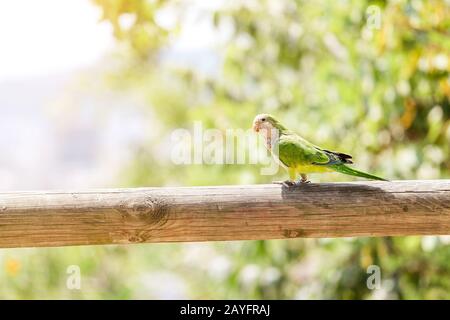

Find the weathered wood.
xmin=0 ymin=180 xmax=449 ymax=248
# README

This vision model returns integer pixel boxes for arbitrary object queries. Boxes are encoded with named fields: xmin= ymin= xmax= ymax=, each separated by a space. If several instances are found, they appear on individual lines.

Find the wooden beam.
xmin=0 ymin=180 xmax=449 ymax=248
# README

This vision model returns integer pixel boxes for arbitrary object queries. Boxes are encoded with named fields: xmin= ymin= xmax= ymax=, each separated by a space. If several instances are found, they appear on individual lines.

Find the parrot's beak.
xmin=252 ymin=121 xmax=260 ymax=132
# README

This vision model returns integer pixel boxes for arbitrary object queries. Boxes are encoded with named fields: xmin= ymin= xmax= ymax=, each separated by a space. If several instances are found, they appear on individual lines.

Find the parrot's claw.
xmin=299 ymin=174 xmax=310 ymax=184
xmin=273 ymin=180 xmax=296 ymax=188
xmin=283 ymin=181 xmax=296 ymax=188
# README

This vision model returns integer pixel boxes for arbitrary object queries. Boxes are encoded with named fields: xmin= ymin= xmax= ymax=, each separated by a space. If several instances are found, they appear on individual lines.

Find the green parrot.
xmin=252 ymin=114 xmax=387 ymax=186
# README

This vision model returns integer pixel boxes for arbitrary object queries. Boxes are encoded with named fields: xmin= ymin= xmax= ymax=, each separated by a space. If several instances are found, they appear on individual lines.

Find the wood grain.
xmin=0 ymin=180 xmax=449 ymax=248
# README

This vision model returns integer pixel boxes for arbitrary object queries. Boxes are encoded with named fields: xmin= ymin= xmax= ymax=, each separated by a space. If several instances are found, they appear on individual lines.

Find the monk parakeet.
xmin=252 ymin=114 xmax=387 ymax=186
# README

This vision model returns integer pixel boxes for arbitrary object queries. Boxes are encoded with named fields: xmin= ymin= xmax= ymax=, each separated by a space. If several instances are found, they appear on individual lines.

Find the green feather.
xmin=329 ymin=164 xmax=388 ymax=181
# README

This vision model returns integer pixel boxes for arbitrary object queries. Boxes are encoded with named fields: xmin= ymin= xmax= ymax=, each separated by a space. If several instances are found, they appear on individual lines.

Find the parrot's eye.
xmin=261 ymin=118 xmax=266 ymax=122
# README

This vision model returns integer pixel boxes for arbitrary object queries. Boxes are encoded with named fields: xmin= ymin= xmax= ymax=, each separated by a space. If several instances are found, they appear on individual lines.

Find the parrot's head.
xmin=252 ymin=114 xmax=280 ymax=133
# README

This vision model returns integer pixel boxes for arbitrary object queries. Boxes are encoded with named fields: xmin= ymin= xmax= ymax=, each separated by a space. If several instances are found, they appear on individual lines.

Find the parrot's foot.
xmin=300 ymin=174 xmax=310 ymax=184
xmin=272 ymin=180 xmax=296 ymax=188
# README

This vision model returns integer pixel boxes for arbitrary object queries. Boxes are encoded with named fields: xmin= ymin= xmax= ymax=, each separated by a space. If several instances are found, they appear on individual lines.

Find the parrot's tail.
xmin=330 ymin=164 xmax=388 ymax=181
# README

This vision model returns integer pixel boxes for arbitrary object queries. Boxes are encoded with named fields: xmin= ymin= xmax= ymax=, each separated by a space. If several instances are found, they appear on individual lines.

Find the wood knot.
xmin=117 ymin=196 xmax=169 ymax=225
xmin=128 ymin=234 xmax=146 ymax=243
xmin=284 ymin=229 xmax=305 ymax=238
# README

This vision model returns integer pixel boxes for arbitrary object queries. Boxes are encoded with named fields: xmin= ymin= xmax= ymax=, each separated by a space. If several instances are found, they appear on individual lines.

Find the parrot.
xmin=252 ymin=114 xmax=388 ymax=186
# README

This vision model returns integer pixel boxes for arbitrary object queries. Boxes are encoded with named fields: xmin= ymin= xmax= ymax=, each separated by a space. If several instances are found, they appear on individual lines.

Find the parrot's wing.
xmin=277 ymin=134 xmax=329 ymax=167
xmin=277 ymin=134 xmax=353 ymax=167
xmin=312 ymin=149 xmax=353 ymax=165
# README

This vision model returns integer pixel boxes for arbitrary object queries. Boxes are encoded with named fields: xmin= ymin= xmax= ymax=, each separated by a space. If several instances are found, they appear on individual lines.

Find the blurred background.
xmin=0 ymin=0 xmax=449 ymax=299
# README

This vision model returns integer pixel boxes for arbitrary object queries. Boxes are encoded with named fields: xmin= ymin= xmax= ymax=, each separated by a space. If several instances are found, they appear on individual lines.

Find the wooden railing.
xmin=0 ymin=180 xmax=448 ymax=248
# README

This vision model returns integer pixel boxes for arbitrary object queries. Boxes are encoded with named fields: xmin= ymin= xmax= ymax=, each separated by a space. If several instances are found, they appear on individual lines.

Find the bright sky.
xmin=0 ymin=0 xmax=114 ymax=81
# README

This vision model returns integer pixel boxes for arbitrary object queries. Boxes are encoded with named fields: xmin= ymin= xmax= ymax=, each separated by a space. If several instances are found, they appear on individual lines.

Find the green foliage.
xmin=98 ymin=0 xmax=449 ymax=185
